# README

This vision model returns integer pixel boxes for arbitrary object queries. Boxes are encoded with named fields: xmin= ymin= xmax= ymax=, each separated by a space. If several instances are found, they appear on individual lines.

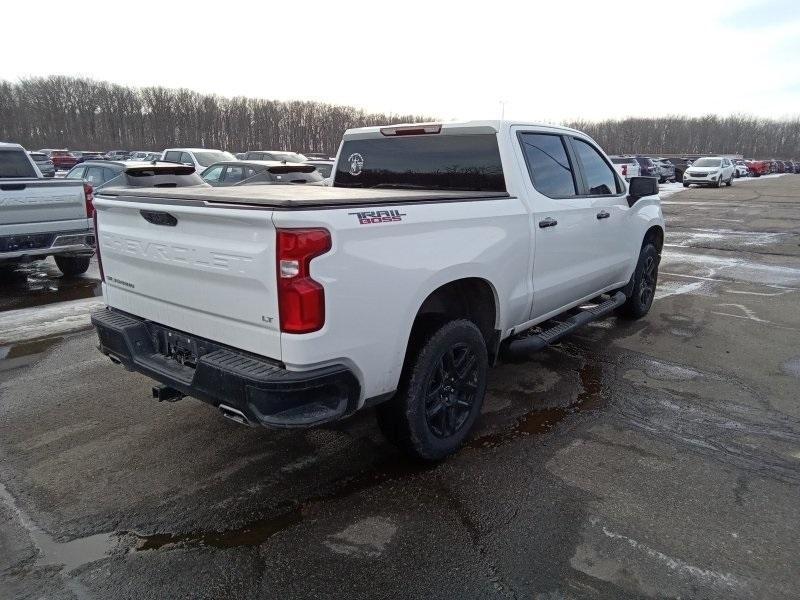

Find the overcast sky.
xmin=4 ymin=0 xmax=799 ymax=122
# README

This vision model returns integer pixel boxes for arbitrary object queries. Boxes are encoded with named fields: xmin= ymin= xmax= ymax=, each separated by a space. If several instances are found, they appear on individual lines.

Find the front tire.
xmin=376 ymin=319 xmax=488 ymax=461
xmin=619 ymin=242 xmax=660 ymax=319
xmin=55 ymin=255 xmax=91 ymax=277
xmin=726 ymin=173 xmax=733 ymax=186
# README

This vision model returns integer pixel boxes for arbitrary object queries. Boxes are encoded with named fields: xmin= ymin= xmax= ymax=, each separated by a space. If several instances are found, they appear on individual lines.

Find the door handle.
xmin=596 ymin=210 xmax=610 ymax=220
xmin=538 ymin=217 xmax=558 ymax=228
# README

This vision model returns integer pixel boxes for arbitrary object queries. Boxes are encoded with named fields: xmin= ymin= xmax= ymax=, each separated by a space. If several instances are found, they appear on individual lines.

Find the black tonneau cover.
xmin=97 ymin=184 xmax=510 ymax=209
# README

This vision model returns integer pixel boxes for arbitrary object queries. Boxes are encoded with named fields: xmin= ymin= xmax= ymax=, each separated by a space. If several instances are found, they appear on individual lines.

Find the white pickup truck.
xmin=0 ymin=142 xmax=96 ymax=276
xmin=91 ymin=121 xmax=664 ymax=460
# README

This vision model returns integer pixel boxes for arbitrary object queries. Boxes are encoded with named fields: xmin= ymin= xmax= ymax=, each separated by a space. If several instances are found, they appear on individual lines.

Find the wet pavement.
xmin=0 ymin=258 xmax=101 ymax=313
xmin=1 ymin=176 xmax=800 ymax=599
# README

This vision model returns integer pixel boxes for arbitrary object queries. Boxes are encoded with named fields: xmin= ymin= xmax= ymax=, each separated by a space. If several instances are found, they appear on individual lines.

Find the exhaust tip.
xmin=219 ymin=404 xmax=253 ymax=427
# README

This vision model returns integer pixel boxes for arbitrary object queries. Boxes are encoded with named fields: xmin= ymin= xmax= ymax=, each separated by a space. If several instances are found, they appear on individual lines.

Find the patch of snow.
xmin=0 ymin=298 xmax=104 ymax=344
xmin=324 ymin=517 xmax=397 ymax=557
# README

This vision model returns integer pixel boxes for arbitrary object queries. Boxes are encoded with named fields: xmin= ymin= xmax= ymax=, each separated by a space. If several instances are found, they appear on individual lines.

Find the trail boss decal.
xmin=348 ymin=209 xmax=406 ymax=225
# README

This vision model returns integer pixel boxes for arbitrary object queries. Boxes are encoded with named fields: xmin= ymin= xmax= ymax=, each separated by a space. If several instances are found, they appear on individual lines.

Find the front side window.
xmin=84 ymin=166 xmax=107 ymax=185
xmin=180 ymin=152 xmax=194 ymax=165
xmin=518 ymin=133 xmax=576 ymax=198
xmin=223 ymin=166 xmax=245 ymax=183
xmin=164 ymin=151 xmax=181 ymax=162
xmin=572 ymin=138 xmax=620 ymax=195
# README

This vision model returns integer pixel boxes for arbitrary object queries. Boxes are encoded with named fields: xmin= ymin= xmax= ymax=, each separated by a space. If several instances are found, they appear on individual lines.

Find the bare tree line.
xmin=0 ymin=76 xmax=432 ymax=154
xmin=2 ymin=76 xmax=799 ymax=159
xmin=567 ymin=115 xmax=800 ymax=159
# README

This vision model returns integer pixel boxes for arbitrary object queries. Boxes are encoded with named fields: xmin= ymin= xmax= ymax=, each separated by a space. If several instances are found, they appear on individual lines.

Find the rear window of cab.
xmin=334 ymin=133 xmax=506 ymax=192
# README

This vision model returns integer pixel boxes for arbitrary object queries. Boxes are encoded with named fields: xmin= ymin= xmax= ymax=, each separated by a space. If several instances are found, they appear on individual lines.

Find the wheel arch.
xmin=403 ymin=277 xmax=500 ymax=369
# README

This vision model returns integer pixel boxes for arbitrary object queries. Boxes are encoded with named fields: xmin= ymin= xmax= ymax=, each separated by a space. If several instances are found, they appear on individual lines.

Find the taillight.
xmin=93 ymin=211 xmax=104 ymax=282
xmin=83 ymin=182 xmax=95 ymax=218
xmin=621 ymin=164 xmax=628 ymax=177
xmin=276 ymin=228 xmax=331 ymax=334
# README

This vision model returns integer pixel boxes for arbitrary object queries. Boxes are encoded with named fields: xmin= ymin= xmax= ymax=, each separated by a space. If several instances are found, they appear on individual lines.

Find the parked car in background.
xmin=75 ymin=151 xmax=106 ymax=164
xmin=241 ymin=150 xmax=308 ymax=162
xmin=782 ymin=161 xmax=793 ymax=174
xmin=105 ymin=150 xmax=130 ymax=161
xmin=608 ymin=156 xmax=641 ymax=180
xmin=683 ymin=157 xmax=735 ymax=187
xmin=653 ymin=158 xmax=676 ymax=183
xmin=39 ymin=149 xmax=79 ymax=170
xmin=634 ymin=156 xmax=660 ymax=178
xmin=745 ymin=159 xmax=769 ymax=177
xmin=792 ymin=161 xmax=800 ymax=174
xmin=128 ymin=151 xmax=150 ymax=161
xmin=66 ymin=160 xmax=206 ymax=192
xmin=162 ymin=148 xmax=236 ymax=173
xmin=1 ymin=142 xmax=94 ymax=276
xmin=27 ymin=151 xmax=55 ymax=177
xmin=303 ymin=152 xmax=335 ymax=160
xmin=732 ymin=159 xmax=749 ymax=178
xmin=200 ymin=161 xmax=323 ymax=186
xmin=669 ymin=158 xmax=694 ymax=182
xmin=305 ymin=159 xmax=334 ymax=179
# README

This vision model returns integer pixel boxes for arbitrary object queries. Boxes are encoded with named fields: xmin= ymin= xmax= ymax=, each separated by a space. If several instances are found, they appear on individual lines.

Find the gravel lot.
xmin=1 ymin=176 xmax=799 ymax=599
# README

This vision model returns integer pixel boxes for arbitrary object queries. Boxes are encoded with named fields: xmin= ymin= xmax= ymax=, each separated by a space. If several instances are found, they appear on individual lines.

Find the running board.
xmin=503 ymin=292 xmax=626 ymax=358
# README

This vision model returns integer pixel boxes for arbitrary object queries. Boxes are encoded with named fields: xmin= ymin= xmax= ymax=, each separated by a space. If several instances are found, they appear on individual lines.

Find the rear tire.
xmin=376 ymin=319 xmax=488 ymax=461
xmin=619 ymin=242 xmax=660 ymax=319
xmin=55 ymin=255 xmax=91 ymax=277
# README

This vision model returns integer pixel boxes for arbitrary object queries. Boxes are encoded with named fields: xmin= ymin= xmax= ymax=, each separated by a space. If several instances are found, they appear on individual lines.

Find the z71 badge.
xmin=348 ymin=209 xmax=406 ymax=225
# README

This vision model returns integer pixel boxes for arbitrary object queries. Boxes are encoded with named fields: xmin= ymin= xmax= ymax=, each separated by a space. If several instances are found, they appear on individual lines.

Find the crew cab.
xmin=1 ymin=142 xmax=95 ymax=276
xmin=91 ymin=121 xmax=664 ymax=460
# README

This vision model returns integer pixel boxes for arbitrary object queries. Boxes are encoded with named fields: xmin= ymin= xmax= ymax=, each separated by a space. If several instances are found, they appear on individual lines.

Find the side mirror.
xmin=627 ymin=176 xmax=659 ymax=206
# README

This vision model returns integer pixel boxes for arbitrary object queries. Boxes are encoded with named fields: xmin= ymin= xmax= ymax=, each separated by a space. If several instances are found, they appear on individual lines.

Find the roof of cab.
xmin=342 ymin=120 xmax=584 ymax=138
xmin=0 ymin=142 xmax=25 ymax=150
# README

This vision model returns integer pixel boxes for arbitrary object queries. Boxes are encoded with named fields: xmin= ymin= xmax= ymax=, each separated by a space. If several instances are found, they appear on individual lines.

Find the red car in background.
xmin=745 ymin=159 xmax=770 ymax=177
xmin=39 ymin=149 xmax=79 ymax=170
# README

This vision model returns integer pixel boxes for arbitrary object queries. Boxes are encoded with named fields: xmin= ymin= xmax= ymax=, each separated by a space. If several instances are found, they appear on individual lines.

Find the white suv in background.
xmin=682 ymin=156 xmax=735 ymax=188
xmin=162 ymin=148 xmax=237 ymax=173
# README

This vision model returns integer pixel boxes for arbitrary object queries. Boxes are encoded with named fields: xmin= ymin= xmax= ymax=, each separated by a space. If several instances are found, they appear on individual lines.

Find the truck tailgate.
xmin=94 ymin=196 xmax=282 ymax=361
xmin=0 ymin=180 xmax=87 ymax=226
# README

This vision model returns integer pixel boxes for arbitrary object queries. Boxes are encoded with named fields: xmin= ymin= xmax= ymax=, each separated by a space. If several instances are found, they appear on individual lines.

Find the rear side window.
xmin=334 ymin=134 xmax=506 ymax=192
xmin=0 ymin=150 xmax=37 ymax=178
xmin=518 ymin=133 xmax=576 ymax=198
xmin=572 ymin=138 xmax=621 ymax=195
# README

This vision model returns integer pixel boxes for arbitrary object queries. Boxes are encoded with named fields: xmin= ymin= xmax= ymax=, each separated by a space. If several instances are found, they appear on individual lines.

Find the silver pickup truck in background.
xmin=1 ymin=142 xmax=96 ymax=276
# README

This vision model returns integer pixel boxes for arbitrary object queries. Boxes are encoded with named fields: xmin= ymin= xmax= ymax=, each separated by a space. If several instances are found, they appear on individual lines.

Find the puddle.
xmin=133 ymin=458 xmax=434 ymax=552
xmin=0 ymin=262 xmax=101 ymax=313
xmin=0 ymin=336 xmax=63 ymax=372
xmin=0 ymin=481 xmax=119 ymax=572
xmin=470 ymin=361 xmax=605 ymax=449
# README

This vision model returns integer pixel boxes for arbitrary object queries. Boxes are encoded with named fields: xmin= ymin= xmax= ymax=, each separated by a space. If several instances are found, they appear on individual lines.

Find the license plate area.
xmin=148 ymin=325 xmax=212 ymax=370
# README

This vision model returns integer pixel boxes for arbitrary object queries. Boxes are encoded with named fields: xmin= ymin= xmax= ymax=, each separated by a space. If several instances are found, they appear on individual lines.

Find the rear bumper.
xmin=91 ymin=308 xmax=361 ymax=428
xmin=0 ymin=228 xmax=95 ymax=262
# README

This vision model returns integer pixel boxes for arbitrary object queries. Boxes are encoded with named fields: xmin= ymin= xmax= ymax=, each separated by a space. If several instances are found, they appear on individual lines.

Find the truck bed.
xmin=98 ymin=184 xmax=511 ymax=209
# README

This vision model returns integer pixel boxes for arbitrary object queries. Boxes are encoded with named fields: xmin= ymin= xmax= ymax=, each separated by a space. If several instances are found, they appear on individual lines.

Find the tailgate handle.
xmin=140 ymin=210 xmax=178 ymax=227
xmin=0 ymin=183 xmax=26 ymax=191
